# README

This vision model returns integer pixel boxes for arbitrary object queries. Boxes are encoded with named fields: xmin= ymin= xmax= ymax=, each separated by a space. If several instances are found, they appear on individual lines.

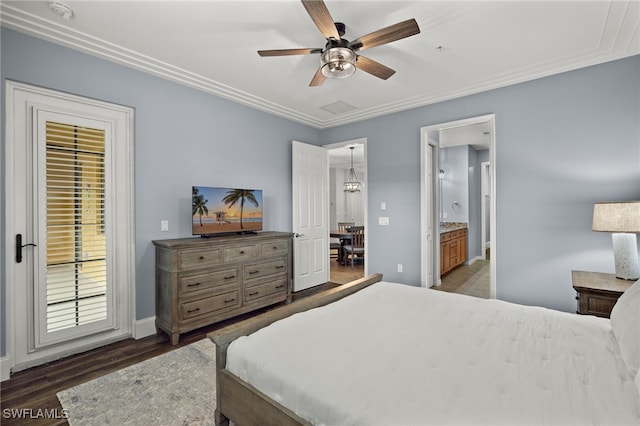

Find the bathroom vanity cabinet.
xmin=440 ymin=227 xmax=467 ymax=275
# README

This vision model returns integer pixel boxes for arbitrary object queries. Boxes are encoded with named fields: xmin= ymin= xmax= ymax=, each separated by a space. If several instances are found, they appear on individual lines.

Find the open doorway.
xmin=324 ymin=139 xmax=367 ymax=284
xmin=420 ymin=115 xmax=496 ymax=299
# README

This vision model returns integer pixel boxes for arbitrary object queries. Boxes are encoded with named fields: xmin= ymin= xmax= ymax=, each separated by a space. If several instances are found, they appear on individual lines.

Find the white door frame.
xmin=420 ymin=139 xmax=438 ymax=287
xmin=323 ymin=138 xmax=368 ymax=276
xmin=481 ymin=161 xmax=491 ymax=260
xmin=420 ymin=114 xmax=496 ymax=298
xmin=3 ymin=81 xmax=136 ymax=375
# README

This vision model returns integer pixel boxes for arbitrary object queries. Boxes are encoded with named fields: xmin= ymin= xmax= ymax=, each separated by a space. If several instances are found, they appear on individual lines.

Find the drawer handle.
xmin=249 ymin=270 xmax=260 ymax=275
xmin=275 ymin=284 xmax=284 ymax=289
xmin=248 ymin=292 xmax=259 ymax=296
xmin=224 ymin=298 xmax=236 ymax=304
xmin=272 ymin=246 xmax=278 ymax=250
xmin=199 ymin=256 xmax=204 ymax=260
xmin=224 ymin=275 xmax=236 ymax=280
xmin=275 ymin=265 xmax=284 ymax=270
xmin=239 ymin=250 xmax=245 ymax=254
xmin=187 ymin=282 xmax=201 ymax=287
xmin=187 ymin=308 xmax=200 ymax=313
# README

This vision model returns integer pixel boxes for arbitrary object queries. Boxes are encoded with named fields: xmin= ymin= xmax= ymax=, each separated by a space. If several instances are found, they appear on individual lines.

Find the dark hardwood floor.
xmin=0 ymin=276 xmax=356 ymax=426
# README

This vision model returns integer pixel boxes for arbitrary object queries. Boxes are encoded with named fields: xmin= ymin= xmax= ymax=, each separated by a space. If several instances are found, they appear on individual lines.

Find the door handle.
xmin=294 ymin=233 xmax=305 ymax=238
xmin=16 ymin=234 xmax=37 ymax=263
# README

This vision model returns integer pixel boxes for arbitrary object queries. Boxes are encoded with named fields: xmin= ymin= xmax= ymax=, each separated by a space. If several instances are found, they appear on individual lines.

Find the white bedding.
xmin=226 ymin=281 xmax=640 ymax=425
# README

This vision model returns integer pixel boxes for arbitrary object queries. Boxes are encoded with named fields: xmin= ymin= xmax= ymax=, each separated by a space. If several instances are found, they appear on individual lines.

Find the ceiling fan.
xmin=258 ymin=0 xmax=420 ymax=87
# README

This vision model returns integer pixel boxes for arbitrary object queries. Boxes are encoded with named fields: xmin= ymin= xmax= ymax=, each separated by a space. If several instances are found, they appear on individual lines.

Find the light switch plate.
xmin=161 ymin=220 xmax=169 ymax=231
xmin=378 ymin=217 xmax=389 ymax=226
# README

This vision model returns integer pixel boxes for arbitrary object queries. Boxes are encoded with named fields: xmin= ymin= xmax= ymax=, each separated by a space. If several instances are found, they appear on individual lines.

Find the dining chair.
xmin=330 ymin=222 xmax=355 ymax=260
xmin=337 ymin=222 xmax=355 ymax=231
xmin=342 ymin=226 xmax=364 ymax=269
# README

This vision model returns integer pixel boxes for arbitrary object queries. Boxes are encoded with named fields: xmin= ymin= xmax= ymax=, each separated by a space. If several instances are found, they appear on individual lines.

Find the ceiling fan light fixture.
xmin=321 ymin=47 xmax=356 ymax=79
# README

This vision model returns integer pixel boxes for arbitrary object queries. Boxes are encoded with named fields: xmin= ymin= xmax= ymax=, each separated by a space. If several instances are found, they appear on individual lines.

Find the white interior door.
xmin=425 ymin=143 xmax=436 ymax=287
xmin=292 ymin=141 xmax=329 ymax=291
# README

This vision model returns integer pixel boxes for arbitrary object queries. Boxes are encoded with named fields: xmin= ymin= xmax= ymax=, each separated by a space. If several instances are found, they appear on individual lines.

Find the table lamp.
xmin=592 ymin=201 xmax=640 ymax=280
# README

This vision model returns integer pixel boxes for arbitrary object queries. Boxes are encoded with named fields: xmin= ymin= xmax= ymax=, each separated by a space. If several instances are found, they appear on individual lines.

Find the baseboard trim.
xmin=2 ymin=319 xmax=155 ymax=380
xmin=134 ymin=316 xmax=156 ymax=340
xmin=466 ymin=255 xmax=484 ymax=265
xmin=1 ymin=356 xmax=11 ymax=382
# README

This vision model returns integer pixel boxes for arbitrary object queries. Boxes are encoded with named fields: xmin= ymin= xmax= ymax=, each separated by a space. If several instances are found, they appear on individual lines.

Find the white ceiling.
xmin=440 ymin=121 xmax=492 ymax=150
xmin=2 ymin=1 xmax=638 ymax=129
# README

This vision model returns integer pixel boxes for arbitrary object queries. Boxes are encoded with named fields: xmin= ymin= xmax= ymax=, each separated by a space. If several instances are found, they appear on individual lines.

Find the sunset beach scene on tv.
xmin=192 ymin=186 xmax=263 ymax=235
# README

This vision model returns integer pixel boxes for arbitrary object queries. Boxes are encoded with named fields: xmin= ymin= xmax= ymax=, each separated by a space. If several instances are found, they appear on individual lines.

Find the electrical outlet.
xmin=161 ymin=220 xmax=169 ymax=232
xmin=397 ymin=264 xmax=403 ymax=273
xmin=379 ymin=217 xmax=389 ymax=226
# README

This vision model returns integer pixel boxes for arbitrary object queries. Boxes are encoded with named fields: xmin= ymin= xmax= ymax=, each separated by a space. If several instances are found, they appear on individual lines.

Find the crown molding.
xmin=2 ymin=2 xmax=638 ymax=130
xmin=0 ymin=4 xmax=326 ymax=128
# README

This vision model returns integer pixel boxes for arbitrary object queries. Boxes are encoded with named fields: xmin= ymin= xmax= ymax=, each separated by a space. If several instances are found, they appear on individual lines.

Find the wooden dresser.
xmin=440 ymin=228 xmax=467 ymax=276
xmin=153 ymin=231 xmax=292 ymax=344
xmin=572 ymin=270 xmax=633 ymax=318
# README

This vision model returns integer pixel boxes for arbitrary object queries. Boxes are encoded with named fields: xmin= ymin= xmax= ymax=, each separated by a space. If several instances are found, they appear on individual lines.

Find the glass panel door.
xmin=35 ymin=111 xmax=115 ymax=348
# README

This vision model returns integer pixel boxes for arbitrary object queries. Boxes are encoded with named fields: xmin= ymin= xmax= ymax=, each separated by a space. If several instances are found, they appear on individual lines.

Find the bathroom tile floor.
xmin=434 ymin=259 xmax=490 ymax=299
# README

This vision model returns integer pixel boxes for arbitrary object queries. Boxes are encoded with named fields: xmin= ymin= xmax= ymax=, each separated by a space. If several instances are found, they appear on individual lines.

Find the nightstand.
xmin=572 ymin=270 xmax=634 ymax=318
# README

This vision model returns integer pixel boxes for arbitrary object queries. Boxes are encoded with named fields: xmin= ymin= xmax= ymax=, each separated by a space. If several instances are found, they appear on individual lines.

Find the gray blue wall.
xmin=0 ymin=28 xmax=320 ymax=355
xmin=321 ymin=54 xmax=640 ymax=310
xmin=2 ymin=27 xmax=639 ymax=357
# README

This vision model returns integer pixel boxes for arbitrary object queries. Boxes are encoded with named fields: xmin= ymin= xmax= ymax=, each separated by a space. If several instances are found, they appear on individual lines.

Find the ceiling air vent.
xmin=320 ymin=100 xmax=357 ymax=115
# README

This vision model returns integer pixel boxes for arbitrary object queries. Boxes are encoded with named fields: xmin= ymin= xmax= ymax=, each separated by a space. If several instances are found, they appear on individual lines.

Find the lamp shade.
xmin=592 ymin=201 xmax=640 ymax=233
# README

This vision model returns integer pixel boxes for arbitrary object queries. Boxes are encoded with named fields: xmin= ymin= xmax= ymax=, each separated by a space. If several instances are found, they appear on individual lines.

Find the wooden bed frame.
xmin=208 ymin=273 xmax=384 ymax=426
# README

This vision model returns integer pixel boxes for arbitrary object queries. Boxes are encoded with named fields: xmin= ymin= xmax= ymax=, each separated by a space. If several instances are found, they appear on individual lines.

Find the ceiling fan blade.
xmin=356 ymin=55 xmax=396 ymax=80
xmin=309 ymin=67 xmax=326 ymax=87
xmin=301 ymin=0 xmax=340 ymax=40
xmin=258 ymin=48 xmax=322 ymax=57
xmin=349 ymin=18 xmax=420 ymax=51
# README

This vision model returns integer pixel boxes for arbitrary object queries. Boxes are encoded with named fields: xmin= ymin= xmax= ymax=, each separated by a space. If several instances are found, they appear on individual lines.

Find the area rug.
xmin=57 ymin=338 xmax=217 ymax=426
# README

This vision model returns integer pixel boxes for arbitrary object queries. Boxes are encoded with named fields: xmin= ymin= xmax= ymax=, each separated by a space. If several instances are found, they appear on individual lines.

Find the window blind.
xmin=45 ymin=121 xmax=107 ymax=333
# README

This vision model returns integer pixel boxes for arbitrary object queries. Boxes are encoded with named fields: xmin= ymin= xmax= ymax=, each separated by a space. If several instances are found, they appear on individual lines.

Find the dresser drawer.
xmin=577 ymin=292 xmax=619 ymax=318
xmin=244 ymin=258 xmax=287 ymax=282
xmin=260 ymin=239 xmax=289 ymax=257
xmin=223 ymin=244 xmax=258 ymax=263
xmin=180 ymin=290 xmax=240 ymax=320
xmin=179 ymin=267 xmax=239 ymax=296
xmin=179 ymin=248 xmax=221 ymax=270
xmin=154 ymin=232 xmax=292 ymax=345
xmin=244 ymin=278 xmax=287 ymax=303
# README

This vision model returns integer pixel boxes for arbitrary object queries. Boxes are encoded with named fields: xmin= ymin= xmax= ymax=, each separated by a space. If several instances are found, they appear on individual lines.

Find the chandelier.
xmin=344 ymin=146 xmax=361 ymax=193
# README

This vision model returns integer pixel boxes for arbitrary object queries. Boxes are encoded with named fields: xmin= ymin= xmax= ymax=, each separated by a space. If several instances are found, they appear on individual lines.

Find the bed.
xmin=209 ymin=273 xmax=640 ymax=425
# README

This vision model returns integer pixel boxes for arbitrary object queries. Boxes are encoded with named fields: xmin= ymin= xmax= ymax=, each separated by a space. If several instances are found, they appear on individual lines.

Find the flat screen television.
xmin=192 ymin=186 xmax=263 ymax=236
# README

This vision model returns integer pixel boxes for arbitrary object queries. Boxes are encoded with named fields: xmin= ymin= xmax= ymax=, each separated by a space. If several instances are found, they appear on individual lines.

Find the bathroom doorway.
xmin=420 ymin=115 xmax=496 ymax=298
